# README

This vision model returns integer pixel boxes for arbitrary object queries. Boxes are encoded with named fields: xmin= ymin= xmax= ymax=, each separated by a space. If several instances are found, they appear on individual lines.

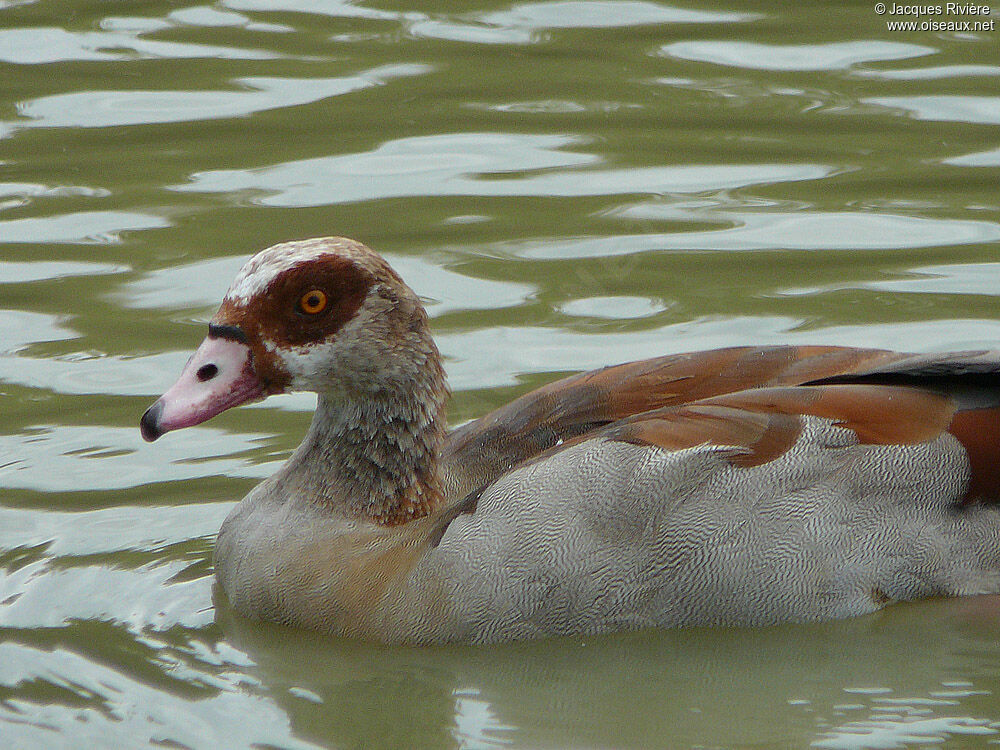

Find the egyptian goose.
xmin=141 ymin=237 xmax=1000 ymax=643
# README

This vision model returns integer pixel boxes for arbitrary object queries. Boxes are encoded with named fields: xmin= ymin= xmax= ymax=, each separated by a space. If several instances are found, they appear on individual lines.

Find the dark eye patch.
xmin=255 ymin=255 xmax=374 ymax=346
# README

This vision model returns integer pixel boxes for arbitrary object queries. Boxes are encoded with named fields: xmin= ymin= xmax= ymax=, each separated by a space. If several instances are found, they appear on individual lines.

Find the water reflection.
xmin=440 ymin=317 xmax=1000 ymax=391
xmin=164 ymin=5 xmax=293 ymax=31
xmin=410 ymin=0 xmax=754 ymax=44
xmin=481 ymin=0 xmax=754 ymax=28
xmin=437 ymin=316 xmax=801 ymax=389
xmin=0 ymin=260 xmax=126 ymax=283
xmin=2 ymin=0 xmax=1000 ymax=746
xmin=815 ymin=712 xmax=997 ymax=749
xmin=782 ymin=262 xmax=1000 ymax=298
xmin=0 ymin=25 xmax=279 ymax=65
xmin=223 ymin=0 xmax=403 ymax=21
xmin=0 ymin=503 xmax=230 ymax=556
xmin=865 ymin=95 xmax=1000 ymax=124
xmin=945 ymin=147 xmax=1000 ymax=167
xmin=0 ymin=182 xmax=110 ymax=206
xmin=501 ymin=210 xmax=1000 ymax=258
xmin=0 ymin=637 xmax=314 ymax=749
xmin=661 ymin=40 xmax=935 ymax=71
xmin=12 ymin=65 xmax=430 ymax=129
xmin=0 ymin=310 xmax=78 ymax=351
xmin=218 ymin=596 xmax=1000 ymax=749
xmin=1 ymin=560 xmax=213 ymax=629
xmin=559 ymin=294 xmax=666 ymax=319
xmin=0 ymin=425 xmax=276 ymax=491
xmin=0 ymin=211 xmax=169 ymax=244
xmin=853 ymin=64 xmax=1000 ymax=80
xmin=174 ymin=131 xmax=830 ymax=206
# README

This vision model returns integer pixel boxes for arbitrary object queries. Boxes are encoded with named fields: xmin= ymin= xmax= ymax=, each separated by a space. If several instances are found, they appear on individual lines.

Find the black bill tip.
xmin=140 ymin=401 xmax=164 ymax=442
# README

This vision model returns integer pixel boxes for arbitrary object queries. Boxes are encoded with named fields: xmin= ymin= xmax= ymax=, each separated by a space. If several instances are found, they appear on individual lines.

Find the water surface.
xmin=2 ymin=0 xmax=1000 ymax=747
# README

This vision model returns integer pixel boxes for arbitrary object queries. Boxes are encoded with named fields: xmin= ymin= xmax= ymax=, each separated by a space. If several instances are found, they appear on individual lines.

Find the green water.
xmin=2 ymin=0 xmax=999 ymax=747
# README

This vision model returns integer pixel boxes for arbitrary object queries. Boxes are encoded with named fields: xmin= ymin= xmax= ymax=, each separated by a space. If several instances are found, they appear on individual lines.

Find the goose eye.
xmin=299 ymin=290 xmax=328 ymax=315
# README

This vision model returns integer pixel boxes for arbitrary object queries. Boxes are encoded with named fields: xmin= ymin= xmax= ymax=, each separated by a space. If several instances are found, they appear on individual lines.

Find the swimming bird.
xmin=141 ymin=237 xmax=1000 ymax=643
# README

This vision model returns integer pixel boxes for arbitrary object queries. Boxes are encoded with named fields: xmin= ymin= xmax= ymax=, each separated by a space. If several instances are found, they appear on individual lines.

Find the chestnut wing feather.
xmin=608 ymin=384 xmax=957 ymax=468
xmin=442 ymin=345 xmax=898 ymax=497
xmin=441 ymin=345 xmax=1000 ymax=505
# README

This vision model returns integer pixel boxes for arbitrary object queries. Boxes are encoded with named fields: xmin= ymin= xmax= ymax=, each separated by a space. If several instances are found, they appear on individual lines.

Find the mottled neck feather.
xmin=283 ymin=335 xmax=450 ymax=525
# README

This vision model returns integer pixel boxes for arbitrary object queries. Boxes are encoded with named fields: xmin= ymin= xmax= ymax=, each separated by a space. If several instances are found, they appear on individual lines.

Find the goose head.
xmin=140 ymin=236 xmax=443 ymax=442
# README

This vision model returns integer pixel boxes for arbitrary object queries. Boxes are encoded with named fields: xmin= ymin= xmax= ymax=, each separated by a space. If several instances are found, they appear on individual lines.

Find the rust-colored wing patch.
xmin=441 ymin=344 xmax=1000 ymax=508
xmin=709 ymin=385 xmax=957 ymax=446
xmin=610 ymin=404 xmax=803 ymax=468
xmin=609 ymin=384 xmax=958 ymax=468
xmin=947 ymin=407 xmax=1000 ymax=502
xmin=442 ymin=345 xmax=907 ymax=498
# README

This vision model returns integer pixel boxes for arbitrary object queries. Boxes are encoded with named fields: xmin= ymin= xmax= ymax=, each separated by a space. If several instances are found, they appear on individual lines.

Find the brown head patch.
xmin=212 ymin=253 xmax=375 ymax=390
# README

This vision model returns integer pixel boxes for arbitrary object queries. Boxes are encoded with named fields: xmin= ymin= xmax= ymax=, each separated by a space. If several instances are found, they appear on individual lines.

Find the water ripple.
xmin=0 ymin=503 xmax=231 ymax=557
xmin=502 ymin=211 xmax=1000 ymax=258
xmin=0 ymin=261 xmax=127 ymax=284
xmin=223 ymin=0 xmax=403 ymax=21
xmin=165 ymin=5 xmax=293 ymax=31
xmin=11 ymin=64 xmax=429 ymax=129
xmin=865 ymin=95 xmax=1000 ymax=124
xmin=559 ymin=295 xmax=667 ymax=319
xmin=0 ymin=26 xmax=279 ymax=65
xmin=0 ymin=182 xmax=110 ymax=209
xmin=0 ymin=310 xmax=78 ymax=352
xmin=781 ymin=262 xmax=1000 ymax=298
xmin=440 ymin=317 xmax=1000 ymax=390
xmin=0 ymin=561 xmax=213 ymax=629
xmin=0 ymin=211 xmax=169 ymax=244
xmin=945 ymin=148 xmax=1000 ymax=167
xmin=0 ymin=425 xmax=276 ymax=492
xmin=0 ymin=643 xmax=316 ymax=747
xmin=661 ymin=40 xmax=934 ymax=71
xmin=853 ymin=64 xmax=1000 ymax=80
xmin=814 ymin=714 xmax=997 ymax=749
xmin=411 ymin=1 xmax=754 ymax=44
xmin=174 ymin=132 xmax=830 ymax=205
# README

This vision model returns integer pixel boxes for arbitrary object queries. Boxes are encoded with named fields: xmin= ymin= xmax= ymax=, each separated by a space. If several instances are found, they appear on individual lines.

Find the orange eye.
xmin=300 ymin=289 xmax=328 ymax=315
